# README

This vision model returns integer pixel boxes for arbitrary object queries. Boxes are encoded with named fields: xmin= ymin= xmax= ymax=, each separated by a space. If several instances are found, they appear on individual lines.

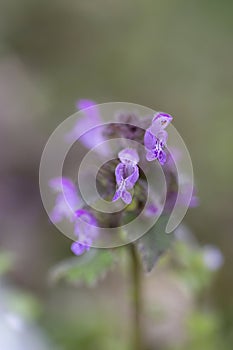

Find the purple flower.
xmin=66 ymin=99 xmax=108 ymax=155
xmin=144 ymin=112 xmax=173 ymax=165
xmin=71 ymin=209 xmax=98 ymax=256
xmin=74 ymin=209 xmax=98 ymax=240
xmin=144 ymin=203 xmax=159 ymax=218
xmin=49 ymin=177 xmax=98 ymax=256
xmin=150 ymin=112 xmax=173 ymax=135
xmin=112 ymin=148 xmax=139 ymax=204
xmin=71 ymin=240 xmax=91 ymax=256
xmin=203 ymin=245 xmax=224 ymax=271
xmin=49 ymin=177 xmax=81 ymax=223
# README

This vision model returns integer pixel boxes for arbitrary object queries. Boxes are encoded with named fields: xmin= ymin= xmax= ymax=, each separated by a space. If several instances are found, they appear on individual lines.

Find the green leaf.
xmin=137 ymin=215 xmax=174 ymax=272
xmin=49 ymin=250 xmax=115 ymax=286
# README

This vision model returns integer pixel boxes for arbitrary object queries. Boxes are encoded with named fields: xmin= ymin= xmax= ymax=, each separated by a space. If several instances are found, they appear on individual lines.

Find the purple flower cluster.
xmin=49 ymin=100 xmax=197 ymax=257
xmin=111 ymin=112 xmax=173 ymax=205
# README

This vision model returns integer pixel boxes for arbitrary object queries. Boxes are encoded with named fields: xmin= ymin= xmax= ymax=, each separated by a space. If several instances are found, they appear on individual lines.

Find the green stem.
xmin=129 ymin=244 xmax=143 ymax=350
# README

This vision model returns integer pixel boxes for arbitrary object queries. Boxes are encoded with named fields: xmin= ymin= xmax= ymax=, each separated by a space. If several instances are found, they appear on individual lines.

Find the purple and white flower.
xmin=71 ymin=240 xmax=91 ymax=256
xmin=49 ymin=177 xmax=81 ymax=223
xmin=112 ymin=148 xmax=139 ymax=205
xmin=66 ymin=99 xmax=109 ymax=155
xmin=71 ymin=209 xmax=98 ymax=256
xmin=144 ymin=112 xmax=173 ymax=165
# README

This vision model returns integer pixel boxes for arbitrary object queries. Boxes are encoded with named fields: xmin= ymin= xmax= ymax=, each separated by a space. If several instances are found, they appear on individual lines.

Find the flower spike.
xmin=112 ymin=148 xmax=139 ymax=204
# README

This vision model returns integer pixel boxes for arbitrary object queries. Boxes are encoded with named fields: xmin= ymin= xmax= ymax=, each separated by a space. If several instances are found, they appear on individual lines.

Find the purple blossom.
xmin=71 ymin=240 xmax=91 ymax=256
xmin=150 ymin=112 xmax=173 ymax=135
xmin=203 ymin=245 xmax=224 ymax=271
xmin=71 ymin=209 xmax=98 ymax=256
xmin=48 ymin=104 xmax=197 ymax=260
xmin=49 ymin=177 xmax=80 ymax=223
xmin=66 ymin=99 xmax=108 ymax=155
xmin=112 ymin=148 xmax=139 ymax=204
xmin=144 ymin=112 xmax=173 ymax=165
xmin=144 ymin=203 xmax=159 ymax=218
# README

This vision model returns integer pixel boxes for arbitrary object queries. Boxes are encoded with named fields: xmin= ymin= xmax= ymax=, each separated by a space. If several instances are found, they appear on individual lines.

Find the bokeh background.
xmin=0 ymin=1 xmax=233 ymax=349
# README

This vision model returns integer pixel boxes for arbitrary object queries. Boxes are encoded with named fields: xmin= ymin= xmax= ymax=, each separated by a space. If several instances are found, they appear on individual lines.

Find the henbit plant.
xmin=48 ymin=100 xmax=198 ymax=350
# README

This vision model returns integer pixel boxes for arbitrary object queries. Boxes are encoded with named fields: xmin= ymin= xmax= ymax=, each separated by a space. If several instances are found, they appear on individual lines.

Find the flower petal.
xmin=121 ymin=190 xmax=132 ymax=204
xmin=118 ymin=148 xmax=139 ymax=164
xmin=71 ymin=241 xmax=90 ymax=256
xmin=112 ymin=189 xmax=121 ymax=202
xmin=146 ymin=150 xmax=157 ymax=162
xmin=157 ymin=130 xmax=168 ymax=146
xmin=49 ymin=177 xmax=80 ymax=223
xmin=158 ymin=150 xmax=167 ymax=165
xmin=125 ymin=165 xmax=139 ymax=189
xmin=115 ymin=163 xmax=124 ymax=185
xmin=66 ymin=100 xmax=109 ymax=155
xmin=74 ymin=209 xmax=98 ymax=240
xmin=144 ymin=130 xmax=157 ymax=150
xmin=151 ymin=112 xmax=173 ymax=134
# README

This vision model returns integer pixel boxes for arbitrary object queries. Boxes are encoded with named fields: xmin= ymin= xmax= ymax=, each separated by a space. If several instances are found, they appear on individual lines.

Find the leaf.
xmin=49 ymin=249 xmax=115 ymax=286
xmin=136 ymin=215 xmax=174 ymax=273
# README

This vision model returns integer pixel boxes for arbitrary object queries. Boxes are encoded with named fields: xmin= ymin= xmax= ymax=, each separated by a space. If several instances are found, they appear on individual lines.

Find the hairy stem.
xmin=129 ymin=244 xmax=143 ymax=350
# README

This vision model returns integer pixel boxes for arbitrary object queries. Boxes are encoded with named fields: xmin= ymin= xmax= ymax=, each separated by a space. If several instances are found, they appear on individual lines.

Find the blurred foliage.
xmin=0 ymin=251 xmax=13 ymax=275
xmin=137 ymin=215 xmax=174 ymax=272
xmin=45 ymin=314 xmax=129 ymax=350
xmin=170 ymin=242 xmax=215 ymax=292
xmin=169 ymin=311 xmax=222 ymax=350
xmin=50 ymin=249 xmax=115 ymax=286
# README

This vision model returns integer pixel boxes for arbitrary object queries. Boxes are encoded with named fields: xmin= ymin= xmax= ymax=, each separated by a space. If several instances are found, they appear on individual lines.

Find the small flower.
xmin=144 ymin=112 xmax=173 ymax=165
xmin=66 ymin=99 xmax=109 ymax=155
xmin=150 ymin=112 xmax=173 ymax=134
xmin=49 ymin=177 xmax=80 ymax=223
xmin=71 ymin=209 xmax=98 ymax=256
xmin=71 ymin=240 xmax=91 ymax=256
xmin=112 ymin=148 xmax=139 ymax=204
xmin=74 ymin=209 xmax=98 ymax=241
xmin=144 ymin=203 xmax=159 ymax=217
xmin=203 ymin=245 xmax=224 ymax=271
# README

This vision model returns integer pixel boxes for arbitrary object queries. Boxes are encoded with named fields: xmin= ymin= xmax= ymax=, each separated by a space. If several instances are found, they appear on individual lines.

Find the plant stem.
xmin=129 ymin=244 xmax=143 ymax=350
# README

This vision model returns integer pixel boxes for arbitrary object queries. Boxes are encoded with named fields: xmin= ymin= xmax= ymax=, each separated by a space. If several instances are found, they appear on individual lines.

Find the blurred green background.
xmin=0 ymin=0 xmax=233 ymax=349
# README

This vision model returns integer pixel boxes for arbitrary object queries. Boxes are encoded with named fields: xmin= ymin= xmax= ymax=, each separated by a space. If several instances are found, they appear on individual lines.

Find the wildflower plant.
xmin=39 ymin=101 xmax=197 ymax=350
